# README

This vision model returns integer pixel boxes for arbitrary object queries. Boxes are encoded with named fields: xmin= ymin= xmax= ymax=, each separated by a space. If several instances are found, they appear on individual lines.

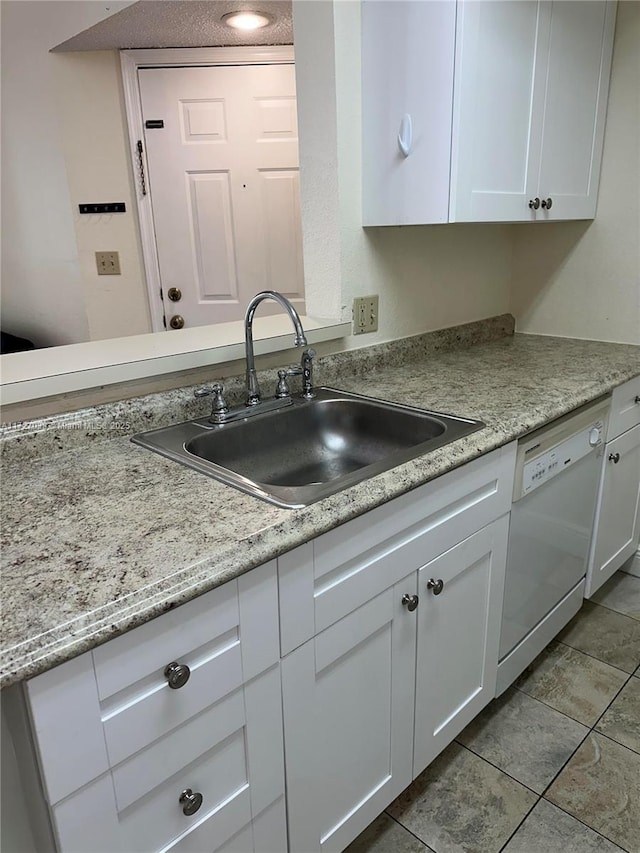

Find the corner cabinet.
xmin=362 ymin=0 xmax=617 ymax=226
xmin=586 ymin=378 xmax=640 ymax=597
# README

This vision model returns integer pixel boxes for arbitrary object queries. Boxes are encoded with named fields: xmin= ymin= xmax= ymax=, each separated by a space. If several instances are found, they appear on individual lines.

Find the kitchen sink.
xmin=131 ymin=388 xmax=484 ymax=508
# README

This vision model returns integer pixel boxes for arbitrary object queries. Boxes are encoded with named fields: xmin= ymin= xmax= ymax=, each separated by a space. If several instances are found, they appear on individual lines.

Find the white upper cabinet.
xmin=361 ymin=1 xmax=456 ymax=225
xmin=362 ymin=0 xmax=617 ymax=225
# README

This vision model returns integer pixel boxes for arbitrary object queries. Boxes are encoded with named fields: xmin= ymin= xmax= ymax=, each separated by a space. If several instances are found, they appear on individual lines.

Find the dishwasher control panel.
xmin=513 ymin=396 xmax=610 ymax=502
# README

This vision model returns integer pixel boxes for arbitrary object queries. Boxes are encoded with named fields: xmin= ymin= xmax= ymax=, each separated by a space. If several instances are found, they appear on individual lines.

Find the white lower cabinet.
xmin=282 ymin=576 xmax=418 ymax=853
xmin=10 ymin=443 xmax=517 ymax=853
xmin=586 ymin=423 xmax=640 ymax=597
xmin=280 ymin=445 xmax=515 ymax=852
xmin=18 ymin=562 xmax=287 ymax=853
xmin=413 ymin=517 xmax=509 ymax=774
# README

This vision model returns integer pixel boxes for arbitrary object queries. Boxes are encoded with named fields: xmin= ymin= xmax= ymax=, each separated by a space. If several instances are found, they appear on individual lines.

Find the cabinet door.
xmin=282 ymin=576 xmax=418 ymax=853
xmin=585 ymin=424 xmax=640 ymax=598
xmin=413 ymin=517 xmax=509 ymax=776
xmin=50 ymin=666 xmax=286 ymax=853
xmin=450 ymin=1 xmax=548 ymax=222
xmin=536 ymin=1 xmax=616 ymax=220
xmin=361 ymin=0 xmax=456 ymax=225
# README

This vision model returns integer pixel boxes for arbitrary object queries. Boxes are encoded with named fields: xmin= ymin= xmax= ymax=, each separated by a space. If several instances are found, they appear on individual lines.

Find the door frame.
xmin=120 ymin=46 xmax=296 ymax=332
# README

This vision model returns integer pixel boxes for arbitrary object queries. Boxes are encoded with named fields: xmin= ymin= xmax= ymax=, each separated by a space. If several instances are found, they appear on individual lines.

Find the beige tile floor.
xmin=346 ymin=571 xmax=640 ymax=853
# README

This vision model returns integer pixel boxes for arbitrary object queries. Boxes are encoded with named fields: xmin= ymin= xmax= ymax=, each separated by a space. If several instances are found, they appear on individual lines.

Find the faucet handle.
xmin=195 ymin=383 xmax=229 ymax=417
xmin=275 ymin=369 xmax=292 ymax=399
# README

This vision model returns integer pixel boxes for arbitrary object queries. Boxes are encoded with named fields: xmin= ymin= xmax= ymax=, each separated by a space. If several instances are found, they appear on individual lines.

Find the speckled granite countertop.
xmin=1 ymin=319 xmax=639 ymax=688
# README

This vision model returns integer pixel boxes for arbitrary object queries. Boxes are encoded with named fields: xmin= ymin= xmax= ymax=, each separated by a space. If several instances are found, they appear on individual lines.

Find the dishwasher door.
xmin=499 ymin=449 xmax=601 ymax=661
xmin=499 ymin=398 xmax=609 ymax=664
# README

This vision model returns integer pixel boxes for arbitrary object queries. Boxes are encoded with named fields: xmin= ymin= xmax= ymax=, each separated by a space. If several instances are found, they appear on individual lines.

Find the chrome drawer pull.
xmin=427 ymin=578 xmax=445 ymax=595
xmin=401 ymin=593 xmax=419 ymax=612
xmin=165 ymin=661 xmax=191 ymax=689
xmin=179 ymin=788 xmax=203 ymax=816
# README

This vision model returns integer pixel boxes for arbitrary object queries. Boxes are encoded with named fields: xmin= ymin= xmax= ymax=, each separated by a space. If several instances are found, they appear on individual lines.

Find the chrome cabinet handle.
xmin=634 ymin=395 xmax=640 ymax=404
xmin=541 ymin=197 xmax=553 ymax=209
xmin=528 ymin=198 xmax=540 ymax=210
xmin=401 ymin=593 xmax=419 ymax=612
xmin=165 ymin=661 xmax=191 ymax=689
xmin=179 ymin=788 xmax=203 ymax=816
xmin=427 ymin=578 xmax=444 ymax=595
xmin=609 ymin=452 xmax=621 ymax=464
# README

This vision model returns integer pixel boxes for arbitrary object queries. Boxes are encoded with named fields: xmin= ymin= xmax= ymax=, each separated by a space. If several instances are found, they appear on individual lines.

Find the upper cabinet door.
xmin=363 ymin=0 xmax=617 ymax=226
xmin=536 ymin=1 xmax=617 ymax=220
xmin=450 ymin=1 xmax=548 ymax=223
xmin=362 ymin=0 xmax=456 ymax=225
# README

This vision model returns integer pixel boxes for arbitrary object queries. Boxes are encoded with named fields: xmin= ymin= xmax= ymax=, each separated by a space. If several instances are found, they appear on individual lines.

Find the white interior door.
xmin=139 ymin=63 xmax=304 ymax=329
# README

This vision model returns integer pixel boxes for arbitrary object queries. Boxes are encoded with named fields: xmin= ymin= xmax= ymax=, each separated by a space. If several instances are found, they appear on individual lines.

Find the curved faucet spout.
xmin=245 ymin=291 xmax=307 ymax=406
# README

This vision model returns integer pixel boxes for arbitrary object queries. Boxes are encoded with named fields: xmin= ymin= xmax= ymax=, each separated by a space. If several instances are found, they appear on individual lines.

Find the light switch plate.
xmin=353 ymin=295 xmax=379 ymax=334
xmin=95 ymin=251 xmax=121 ymax=276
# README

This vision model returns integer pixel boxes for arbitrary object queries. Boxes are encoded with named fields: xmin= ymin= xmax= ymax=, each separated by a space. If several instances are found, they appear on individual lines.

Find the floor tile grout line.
xmin=589 ymin=597 xmax=640 ymax=623
xmin=590 ymin=727 xmax=640 ymax=758
xmin=496 ymin=795 xmax=541 ymax=853
xmin=453 ymin=740 xmax=548 ymax=798
xmin=383 ymin=810 xmax=435 ymax=851
xmin=555 ymin=637 xmax=639 ymax=675
xmin=538 ymin=796 xmax=631 ymax=853
xmin=512 ymin=682 xmax=615 ymax=730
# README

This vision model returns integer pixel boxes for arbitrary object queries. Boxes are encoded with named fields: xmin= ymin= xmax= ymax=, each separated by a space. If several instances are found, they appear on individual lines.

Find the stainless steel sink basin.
xmin=132 ymin=388 xmax=484 ymax=508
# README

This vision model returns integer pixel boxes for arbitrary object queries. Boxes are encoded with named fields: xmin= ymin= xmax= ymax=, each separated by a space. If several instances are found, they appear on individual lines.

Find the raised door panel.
xmin=450 ymin=1 xmax=549 ymax=222
xmin=282 ymin=577 xmax=417 ymax=853
xmin=413 ymin=516 xmax=509 ymax=776
xmin=362 ymin=0 xmax=456 ymax=225
xmin=586 ymin=424 xmax=640 ymax=598
xmin=536 ymin=1 xmax=616 ymax=220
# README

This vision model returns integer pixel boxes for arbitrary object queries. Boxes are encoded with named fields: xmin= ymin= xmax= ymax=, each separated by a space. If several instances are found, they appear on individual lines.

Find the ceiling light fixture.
xmin=222 ymin=11 xmax=271 ymax=30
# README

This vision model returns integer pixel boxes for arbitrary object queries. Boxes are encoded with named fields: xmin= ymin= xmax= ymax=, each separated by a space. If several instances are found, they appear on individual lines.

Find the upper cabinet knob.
xmin=541 ymin=197 xmax=553 ymax=209
xmin=528 ymin=197 xmax=541 ymax=210
xmin=165 ymin=661 xmax=191 ymax=689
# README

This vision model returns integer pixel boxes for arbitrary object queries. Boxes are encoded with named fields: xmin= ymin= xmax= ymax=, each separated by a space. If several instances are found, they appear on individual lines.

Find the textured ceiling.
xmin=52 ymin=0 xmax=293 ymax=52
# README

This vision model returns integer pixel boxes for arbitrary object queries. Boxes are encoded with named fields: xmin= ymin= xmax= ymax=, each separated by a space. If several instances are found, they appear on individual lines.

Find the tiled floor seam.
xmin=495 ymin=796 xmax=541 ymax=853
xmin=538 ymin=796 xmax=632 ymax=853
xmin=591 ymin=726 xmax=640 ymax=757
xmin=382 ymin=809 xmax=434 ymax=851
xmin=453 ymin=739 xmax=551 ymax=797
xmin=590 ymin=599 xmax=640 ymax=623
xmin=555 ymin=638 xmax=640 ymax=675
xmin=511 ymin=680 xmax=618 ymax=729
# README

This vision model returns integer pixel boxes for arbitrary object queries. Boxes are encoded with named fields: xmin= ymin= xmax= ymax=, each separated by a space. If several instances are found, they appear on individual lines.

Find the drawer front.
xmin=608 ymin=375 xmax=640 ymax=440
xmin=94 ymin=562 xmax=279 ymax=766
xmin=279 ymin=443 xmax=517 ymax=653
xmin=27 ymin=564 xmax=280 ymax=804
xmin=50 ymin=666 xmax=285 ymax=853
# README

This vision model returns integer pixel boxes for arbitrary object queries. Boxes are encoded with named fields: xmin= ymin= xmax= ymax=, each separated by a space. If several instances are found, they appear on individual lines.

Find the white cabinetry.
xmin=280 ymin=444 xmax=516 ymax=852
xmin=362 ymin=0 xmax=616 ymax=226
xmin=22 ymin=563 xmax=286 ymax=853
xmin=586 ymin=378 xmax=640 ymax=597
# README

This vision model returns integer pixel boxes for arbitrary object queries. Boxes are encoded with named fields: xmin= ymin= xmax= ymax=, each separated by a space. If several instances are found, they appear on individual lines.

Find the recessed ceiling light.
xmin=222 ymin=11 xmax=271 ymax=30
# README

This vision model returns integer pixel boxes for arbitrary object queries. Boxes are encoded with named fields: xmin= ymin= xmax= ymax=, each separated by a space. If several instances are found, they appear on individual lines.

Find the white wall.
xmin=53 ymin=50 xmax=151 ymax=341
xmin=332 ymin=0 xmax=512 ymax=346
xmin=0 ymin=0 xmax=139 ymax=347
xmin=510 ymin=0 xmax=640 ymax=344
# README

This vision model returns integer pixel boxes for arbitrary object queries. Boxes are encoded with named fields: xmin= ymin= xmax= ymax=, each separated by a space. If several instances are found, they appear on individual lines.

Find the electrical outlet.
xmin=95 ymin=251 xmax=121 ymax=276
xmin=353 ymin=295 xmax=379 ymax=335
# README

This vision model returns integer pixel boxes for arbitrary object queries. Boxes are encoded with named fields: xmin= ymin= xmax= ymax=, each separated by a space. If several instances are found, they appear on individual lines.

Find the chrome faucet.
xmin=245 ymin=290 xmax=307 ymax=405
xmin=195 ymin=290 xmax=315 ymax=424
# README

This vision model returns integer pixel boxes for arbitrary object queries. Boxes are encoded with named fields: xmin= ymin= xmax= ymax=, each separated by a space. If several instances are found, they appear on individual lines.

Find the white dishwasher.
xmin=496 ymin=397 xmax=609 ymax=695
